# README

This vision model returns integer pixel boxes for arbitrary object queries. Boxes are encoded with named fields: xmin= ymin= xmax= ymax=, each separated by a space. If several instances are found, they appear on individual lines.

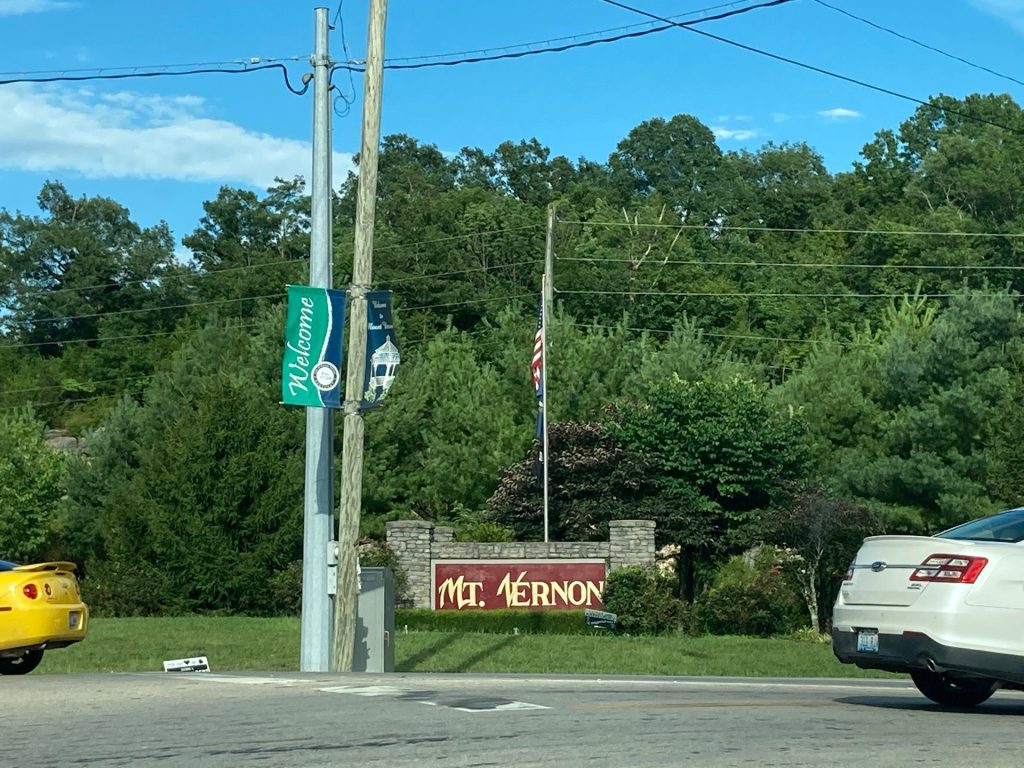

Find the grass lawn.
xmin=39 ymin=617 xmax=897 ymax=679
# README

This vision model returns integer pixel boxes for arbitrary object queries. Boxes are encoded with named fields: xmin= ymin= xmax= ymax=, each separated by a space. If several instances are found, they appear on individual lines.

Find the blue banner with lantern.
xmin=362 ymin=290 xmax=400 ymax=409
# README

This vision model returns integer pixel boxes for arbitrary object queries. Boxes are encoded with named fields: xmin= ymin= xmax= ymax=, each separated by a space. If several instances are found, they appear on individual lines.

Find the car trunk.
xmin=12 ymin=563 xmax=82 ymax=605
xmin=841 ymin=536 xmax=949 ymax=607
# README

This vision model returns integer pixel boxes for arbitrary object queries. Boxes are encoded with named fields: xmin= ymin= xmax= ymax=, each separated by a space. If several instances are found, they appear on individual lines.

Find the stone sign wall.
xmin=385 ymin=519 xmax=656 ymax=609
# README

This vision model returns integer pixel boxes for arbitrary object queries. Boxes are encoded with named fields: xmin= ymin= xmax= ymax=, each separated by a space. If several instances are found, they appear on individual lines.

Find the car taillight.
xmin=23 ymin=584 xmax=38 ymax=599
xmin=843 ymin=563 xmax=854 ymax=582
xmin=910 ymin=554 xmax=988 ymax=584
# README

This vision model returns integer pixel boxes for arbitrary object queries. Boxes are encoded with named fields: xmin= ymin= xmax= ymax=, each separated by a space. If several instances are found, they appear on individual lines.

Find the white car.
xmin=832 ymin=507 xmax=1024 ymax=707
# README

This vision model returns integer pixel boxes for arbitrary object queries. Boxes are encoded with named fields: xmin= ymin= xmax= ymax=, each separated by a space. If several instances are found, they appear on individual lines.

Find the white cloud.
xmin=817 ymin=107 xmax=863 ymax=122
xmin=771 ymin=112 xmax=789 ymax=123
xmin=972 ymin=0 xmax=1024 ymax=33
xmin=0 ymin=85 xmax=355 ymax=188
xmin=712 ymin=126 xmax=758 ymax=141
xmin=0 ymin=0 xmax=72 ymax=15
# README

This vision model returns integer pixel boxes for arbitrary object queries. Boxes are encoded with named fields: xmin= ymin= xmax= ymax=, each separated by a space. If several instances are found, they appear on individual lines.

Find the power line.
xmin=600 ymin=0 xmax=1024 ymax=136
xmin=3 ymin=293 xmax=282 ymax=329
xmin=557 ymin=255 xmax=1024 ymax=272
xmin=812 ymin=0 xmax=1024 ymax=89
xmin=7 ymin=224 xmax=544 ymax=302
xmin=333 ymin=0 xmax=795 ymax=73
xmin=2 ymin=321 xmax=264 ymax=350
xmin=1 ymin=374 xmax=155 ymax=396
xmin=0 ymin=56 xmax=306 ymax=78
xmin=386 ymin=259 xmax=544 ymax=285
xmin=382 ymin=0 xmax=759 ymax=65
xmin=1 ymin=256 xmax=546 ymax=339
xmin=0 ymin=62 xmax=310 ymax=95
xmin=560 ymin=219 xmax=1024 ymax=239
xmin=570 ymin=321 xmax=858 ymax=346
xmin=559 ymin=289 xmax=982 ymax=299
xmin=403 ymin=292 xmax=538 ymax=313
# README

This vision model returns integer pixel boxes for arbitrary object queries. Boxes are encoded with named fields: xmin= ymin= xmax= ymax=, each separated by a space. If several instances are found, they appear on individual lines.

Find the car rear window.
xmin=938 ymin=508 xmax=1024 ymax=543
xmin=0 ymin=559 xmax=17 ymax=571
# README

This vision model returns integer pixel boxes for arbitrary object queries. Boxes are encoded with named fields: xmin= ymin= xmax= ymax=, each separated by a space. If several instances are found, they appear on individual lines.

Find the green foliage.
xmin=8 ymin=97 xmax=1024 ymax=617
xmin=755 ymin=486 xmax=882 ymax=631
xmin=0 ymin=411 xmax=66 ymax=561
xmin=395 ymin=609 xmax=594 ymax=635
xmin=693 ymin=552 xmax=806 ymax=637
xmin=601 ymin=565 xmax=687 ymax=636
xmin=782 ymin=289 xmax=1024 ymax=532
xmin=66 ymin=312 xmax=306 ymax=616
xmin=486 ymin=421 xmax=655 ymax=541
xmin=358 ymin=539 xmax=409 ymax=603
xmin=453 ymin=521 xmax=516 ymax=543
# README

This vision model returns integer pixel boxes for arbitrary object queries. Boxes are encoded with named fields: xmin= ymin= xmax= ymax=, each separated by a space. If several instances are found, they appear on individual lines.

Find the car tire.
xmin=910 ymin=669 xmax=997 ymax=707
xmin=0 ymin=650 xmax=44 ymax=675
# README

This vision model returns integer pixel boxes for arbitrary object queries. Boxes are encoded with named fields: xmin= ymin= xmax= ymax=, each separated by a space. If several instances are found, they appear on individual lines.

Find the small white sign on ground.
xmin=162 ymin=656 xmax=211 ymax=673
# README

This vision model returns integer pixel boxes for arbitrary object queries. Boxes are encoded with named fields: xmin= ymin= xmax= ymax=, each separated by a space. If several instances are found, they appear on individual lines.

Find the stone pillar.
xmin=385 ymin=520 xmax=434 ymax=608
xmin=608 ymin=519 xmax=656 ymax=571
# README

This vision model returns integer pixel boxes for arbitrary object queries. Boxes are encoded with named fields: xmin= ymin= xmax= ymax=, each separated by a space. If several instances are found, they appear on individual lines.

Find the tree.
xmin=486 ymin=421 xmax=655 ymax=541
xmin=608 ymin=114 xmax=724 ymax=222
xmin=610 ymin=376 xmax=810 ymax=599
xmin=0 ymin=411 xmax=66 ymax=561
xmin=757 ymin=486 xmax=880 ymax=632
xmin=783 ymin=289 xmax=1024 ymax=533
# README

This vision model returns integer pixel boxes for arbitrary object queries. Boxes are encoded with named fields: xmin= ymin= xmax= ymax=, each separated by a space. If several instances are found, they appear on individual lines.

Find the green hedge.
xmin=395 ymin=608 xmax=605 ymax=635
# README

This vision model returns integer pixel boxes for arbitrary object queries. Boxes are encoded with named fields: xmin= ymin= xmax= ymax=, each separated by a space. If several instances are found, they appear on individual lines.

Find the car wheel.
xmin=0 ymin=650 xmax=44 ymax=675
xmin=910 ymin=669 xmax=997 ymax=707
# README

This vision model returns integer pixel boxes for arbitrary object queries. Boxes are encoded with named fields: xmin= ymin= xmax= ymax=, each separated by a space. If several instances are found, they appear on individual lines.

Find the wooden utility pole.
xmin=332 ymin=0 xmax=388 ymax=673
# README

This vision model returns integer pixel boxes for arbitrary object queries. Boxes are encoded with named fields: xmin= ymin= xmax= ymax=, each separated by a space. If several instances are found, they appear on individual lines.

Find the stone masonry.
xmin=386 ymin=519 xmax=656 ymax=609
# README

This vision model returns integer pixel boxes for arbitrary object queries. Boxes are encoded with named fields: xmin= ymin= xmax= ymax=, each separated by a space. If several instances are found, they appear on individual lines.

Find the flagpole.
xmin=540 ymin=280 xmax=550 ymax=544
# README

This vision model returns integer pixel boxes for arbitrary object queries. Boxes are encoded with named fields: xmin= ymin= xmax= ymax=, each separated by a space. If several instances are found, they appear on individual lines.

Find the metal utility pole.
xmin=544 ymin=204 xmax=555 ymax=312
xmin=332 ymin=0 xmax=388 ymax=673
xmin=541 ymin=205 xmax=555 ymax=543
xmin=299 ymin=6 xmax=334 ymax=673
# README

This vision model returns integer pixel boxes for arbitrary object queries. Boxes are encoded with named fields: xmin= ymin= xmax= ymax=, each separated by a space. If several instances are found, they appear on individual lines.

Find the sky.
xmin=1 ymin=0 xmax=1023 ymax=253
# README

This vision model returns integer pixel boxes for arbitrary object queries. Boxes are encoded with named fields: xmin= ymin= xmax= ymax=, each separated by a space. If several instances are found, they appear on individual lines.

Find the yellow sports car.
xmin=0 ymin=559 xmax=89 ymax=674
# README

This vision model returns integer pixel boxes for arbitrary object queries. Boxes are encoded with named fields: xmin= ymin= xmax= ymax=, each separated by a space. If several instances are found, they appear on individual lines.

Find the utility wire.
xmin=557 ymin=255 xmax=1024 ymax=271
xmin=0 ymin=56 xmax=306 ymax=77
xmin=3 ymin=293 xmax=282 ymax=329
xmin=2 ymin=322 xmax=264 ymax=350
xmin=601 ymin=0 xmax=1024 ymax=135
xmin=403 ymin=292 xmax=538 ymax=312
xmin=570 ymin=321 xmax=859 ymax=346
xmin=334 ymin=0 xmax=794 ymax=72
xmin=559 ymin=289 xmax=976 ymax=299
xmin=0 ymin=62 xmax=310 ymax=95
xmin=812 ymin=0 xmax=1024 ymax=89
xmin=383 ymin=0 xmax=759 ymax=64
xmin=561 ymin=219 xmax=1024 ymax=239
xmin=7 ymin=223 xmax=544 ymax=302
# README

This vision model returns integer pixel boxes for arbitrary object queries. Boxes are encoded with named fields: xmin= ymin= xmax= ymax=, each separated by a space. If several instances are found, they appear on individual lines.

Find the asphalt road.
xmin=3 ymin=672 xmax=1023 ymax=767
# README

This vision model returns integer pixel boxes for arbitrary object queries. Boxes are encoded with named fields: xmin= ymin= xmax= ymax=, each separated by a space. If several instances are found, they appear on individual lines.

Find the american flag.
xmin=531 ymin=301 xmax=544 ymax=399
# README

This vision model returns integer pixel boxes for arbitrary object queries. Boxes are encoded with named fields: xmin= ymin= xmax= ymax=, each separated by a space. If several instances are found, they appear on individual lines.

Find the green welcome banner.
xmin=281 ymin=285 xmax=347 ymax=408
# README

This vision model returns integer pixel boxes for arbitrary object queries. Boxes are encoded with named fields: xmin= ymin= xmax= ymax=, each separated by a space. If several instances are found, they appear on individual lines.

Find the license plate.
xmin=857 ymin=629 xmax=879 ymax=653
xmin=69 ymin=612 xmax=80 ymax=629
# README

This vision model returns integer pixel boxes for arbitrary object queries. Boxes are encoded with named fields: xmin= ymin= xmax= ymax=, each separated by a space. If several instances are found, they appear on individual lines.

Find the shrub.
xmin=601 ymin=565 xmax=687 ymax=635
xmin=358 ymin=538 xmax=410 ymax=603
xmin=395 ymin=608 xmax=596 ymax=635
xmin=693 ymin=552 xmax=805 ymax=637
xmin=268 ymin=560 xmax=303 ymax=615
xmin=81 ymin=558 xmax=173 ymax=617
xmin=454 ymin=521 xmax=516 ymax=542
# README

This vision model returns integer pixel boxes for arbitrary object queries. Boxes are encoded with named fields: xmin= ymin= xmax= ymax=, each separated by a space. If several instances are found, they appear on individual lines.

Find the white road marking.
xmin=452 ymin=701 xmax=550 ymax=712
xmin=182 ymin=674 xmax=307 ymax=686
xmin=318 ymin=685 xmax=405 ymax=696
xmin=318 ymin=684 xmax=551 ymax=711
